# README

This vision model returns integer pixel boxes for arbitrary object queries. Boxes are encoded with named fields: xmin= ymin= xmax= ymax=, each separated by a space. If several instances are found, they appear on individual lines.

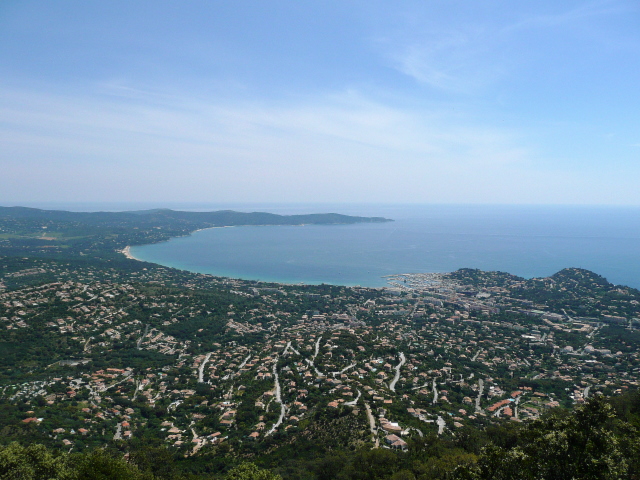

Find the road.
xmin=312 ymin=336 xmax=322 ymax=361
xmin=305 ymin=359 xmax=324 ymax=377
xmin=236 ymin=354 xmax=252 ymax=372
xmin=436 ymin=416 xmax=446 ymax=435
xmin=332 ymin=363 xmax=356 ymax=377
xmin=266 ymin=359 xmax=286 ymax=436
xmin=167 ymin=399 xmax=183 ymax=412
xmin=432 ymin=378 xmax=438 ymax=404
xmin=137 ymin=324 xmax=149 ymax=350
xmin=364 ymin=403 xmax=379 ymax=448
xmin=132 ymin=380 xmax=140 ymax=401
xmin=303 ymin=337 xmax=325 ymax=377
xmin=197 ymin=353 xmax=212 ymax=383
xmin=345 ymin=389 xmax=361 ymax=406
xmin=282 ymin=341 xmax=301 ymax=356
xmin=103 ymin=370 xmax=134 ymax=393
xmin=388 ymin=352 xmax=406 ymax=392
xmin=493 ymin=406 xmax=507 ymax=418
xmin=221 ymin=354 xmax=252 ymax=381
xmin=475 ymin=379 xmax=484 ymax=412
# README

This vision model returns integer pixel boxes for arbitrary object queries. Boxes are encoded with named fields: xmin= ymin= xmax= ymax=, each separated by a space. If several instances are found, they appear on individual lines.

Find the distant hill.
xmin=0 ymin=206 xmax=393 ymax=262
xmin=0 ymin=206 xmax=392 ymax=228
xmin=449 ymin=266 xmax=640 ymax=319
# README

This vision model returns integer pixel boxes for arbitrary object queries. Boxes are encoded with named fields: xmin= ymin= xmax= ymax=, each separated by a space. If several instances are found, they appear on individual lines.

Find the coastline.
xmin=119 ymin=223 xmax=322 ymax=267
xmin=121 ymin=224 xmax=382 ymax=287
xmin=118 ymin=226 xmax=227 ymax=267
xmin=115 ymin=209 xmax=640 ymax=290
xmin=121 ymin=246 xmax=142 ymax=261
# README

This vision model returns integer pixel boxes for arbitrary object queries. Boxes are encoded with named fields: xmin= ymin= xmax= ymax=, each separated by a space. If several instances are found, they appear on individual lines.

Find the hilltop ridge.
xmin=0 ymin=206 xmax=391 ymax=227
xmin=0 ymin=206 xmax=392 ymax=263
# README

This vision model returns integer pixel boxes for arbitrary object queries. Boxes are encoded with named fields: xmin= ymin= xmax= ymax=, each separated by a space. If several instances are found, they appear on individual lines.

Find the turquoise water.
xmin=130 ymin=205 xmax=640 ymax=289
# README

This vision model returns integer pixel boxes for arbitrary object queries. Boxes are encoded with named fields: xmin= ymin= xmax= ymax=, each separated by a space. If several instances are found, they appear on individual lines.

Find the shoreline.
xmin=115 ymin=218 xmax=639 ymax=290
xmin=118 ymin=223 xmax=328 ymax=268
xmin=120 ymin=244 xmax=388 ymax=288
xmin=118 ymin=226 xmax=231 ymax=267
xmin=121 ymin=246 xmax=142 ymax=261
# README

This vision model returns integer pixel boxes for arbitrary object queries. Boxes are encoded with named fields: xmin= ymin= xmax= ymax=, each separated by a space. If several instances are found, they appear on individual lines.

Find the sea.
xmin=120 ymin=204 xmax=640 ymax=290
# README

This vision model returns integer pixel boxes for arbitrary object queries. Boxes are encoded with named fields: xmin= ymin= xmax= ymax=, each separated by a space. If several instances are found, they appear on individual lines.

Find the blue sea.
xmin=127 ymin=204 xmax=640 ymax=289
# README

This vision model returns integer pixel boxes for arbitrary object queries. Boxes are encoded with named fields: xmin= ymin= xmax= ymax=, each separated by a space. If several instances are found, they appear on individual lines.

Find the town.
xmin=1 ymin=258 xmax=639 ymax=460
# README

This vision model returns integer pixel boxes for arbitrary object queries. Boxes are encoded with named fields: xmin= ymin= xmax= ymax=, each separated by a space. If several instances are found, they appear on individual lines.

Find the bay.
xmin=129 ymin=205 xmax=640 ymax=289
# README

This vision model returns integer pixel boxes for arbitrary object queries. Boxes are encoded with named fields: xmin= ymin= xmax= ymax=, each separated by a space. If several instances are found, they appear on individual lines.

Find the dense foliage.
xmin=1 ymin=393 xmax=639 ymax=479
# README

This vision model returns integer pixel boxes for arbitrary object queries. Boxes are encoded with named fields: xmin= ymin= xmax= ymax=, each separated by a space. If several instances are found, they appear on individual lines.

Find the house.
xmin=385 ymin=435 xmax=408 ymax=450
xmin=385 ymin=434 xmax=401 ymax=444
xmin=380 ymin=421 xmax=402 ymax=433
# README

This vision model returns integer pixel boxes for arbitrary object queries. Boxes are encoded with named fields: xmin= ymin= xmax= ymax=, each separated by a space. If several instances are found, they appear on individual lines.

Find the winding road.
xmin=436 ymin=416 xmax=446 ymax=435
xmin=305 ymin=359 xmax=324 ymax=378
xmin=432 ymin=378 xmax=438 ymax=404
xmin=266 ymin=359 xmax=286 ymax=436
xmin=312 ymin=337 xmax=321 ymax=361
xmin=137 ymin=324 xmax=149 ymax=350
xmin=345 ymin=388 xmax=361 ymax=406
xmin=332 ymin=363 xmax=357 ymax=377
xmin=197 ymin=353 xmax=212 ymax=383
xmin=364 ymin=402 xmax=379 ymax=448
xmin=475 ymin=379 xmax=484 ymax=412
xmin=388 ymin=352 xmax=406 ymax=392
xmin=237 ymin=354 xmax=251 ymax=372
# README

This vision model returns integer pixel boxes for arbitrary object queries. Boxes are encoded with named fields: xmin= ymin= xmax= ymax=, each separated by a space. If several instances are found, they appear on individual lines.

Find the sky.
xmin=1 ymin=0 xmax=639 ymax=206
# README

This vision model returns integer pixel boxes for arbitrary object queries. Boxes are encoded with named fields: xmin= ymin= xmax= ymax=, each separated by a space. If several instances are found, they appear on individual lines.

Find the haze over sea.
xmin=123 ymin=204 xmax=640 ymax=290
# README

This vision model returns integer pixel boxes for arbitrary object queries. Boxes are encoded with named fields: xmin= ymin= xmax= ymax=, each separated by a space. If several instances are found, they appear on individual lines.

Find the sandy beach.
xmin=121 ymin=246 xmax=141 ymax=261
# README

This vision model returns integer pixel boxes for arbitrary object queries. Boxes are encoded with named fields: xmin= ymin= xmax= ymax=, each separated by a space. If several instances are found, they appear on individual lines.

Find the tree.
xmin=226 ymin=462 xmax=282 ymax=480
xmin=71 ymin=448 xmax=153 ymax=480
xmin=458 ymin=396 xmax=631 ymax=480
xmin=129 ymin=445 xmax=177 ymax=479
xmin=0 ymin=442 xmax=73 ymax=480
xmin=345 ymin=449 xmax=400 ymax=480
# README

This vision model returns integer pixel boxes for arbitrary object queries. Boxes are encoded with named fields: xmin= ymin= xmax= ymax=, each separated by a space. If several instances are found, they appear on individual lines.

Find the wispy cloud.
xmin=0 ymin=84 xmax=533 ymax=202
xmin=502 ymin=0 xmax=635 ymax=33
xmin=376 ymin=0 xmax=637 ymax=92
xmin=379 ymin=29 xmax=502 ymax=93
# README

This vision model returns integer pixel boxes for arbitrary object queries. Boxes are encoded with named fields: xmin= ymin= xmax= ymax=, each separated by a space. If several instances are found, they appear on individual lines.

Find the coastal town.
xmin=1 ymin=258 xmax=639 ymax=458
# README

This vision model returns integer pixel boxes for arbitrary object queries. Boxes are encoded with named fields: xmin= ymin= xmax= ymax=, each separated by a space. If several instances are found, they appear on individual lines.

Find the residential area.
xmin=1 ymin=261 xmax=639 ymax=457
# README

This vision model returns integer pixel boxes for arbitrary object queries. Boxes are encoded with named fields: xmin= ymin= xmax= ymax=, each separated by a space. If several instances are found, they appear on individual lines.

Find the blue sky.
xmin=1 ymin=0 xmax=639 ymax=205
